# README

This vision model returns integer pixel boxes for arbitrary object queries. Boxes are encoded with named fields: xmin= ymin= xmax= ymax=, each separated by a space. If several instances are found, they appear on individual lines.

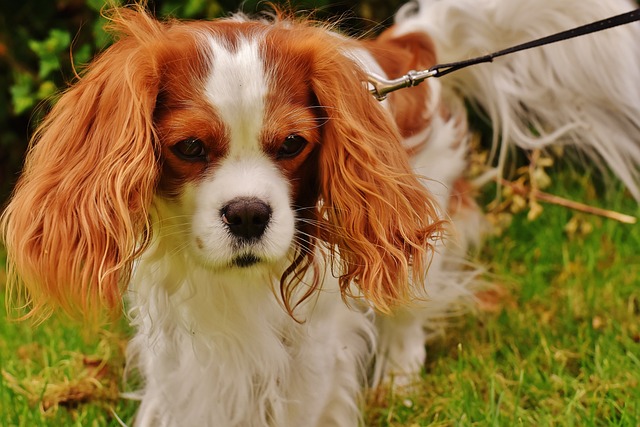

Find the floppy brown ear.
xmin=311 ymin=37 xmax=445 ymax=312
xmin=0 ymin=9 xmax=164 ymax=321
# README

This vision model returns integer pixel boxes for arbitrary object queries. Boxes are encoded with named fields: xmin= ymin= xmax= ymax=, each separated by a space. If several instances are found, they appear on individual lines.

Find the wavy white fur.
xmin=127 ymin=235 xmax=374 ymax=426
xmin=394 ymin=0 xmax=640 ymax=199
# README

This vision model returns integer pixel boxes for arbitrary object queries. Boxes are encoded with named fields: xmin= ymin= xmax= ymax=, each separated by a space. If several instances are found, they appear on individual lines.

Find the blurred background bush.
xmin=0 ymin=0 xmax=406 ymax=201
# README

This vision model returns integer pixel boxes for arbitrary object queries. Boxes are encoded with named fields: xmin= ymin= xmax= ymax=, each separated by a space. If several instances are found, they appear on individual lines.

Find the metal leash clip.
xmin=367 ymin=69 xmax=438 ymax=101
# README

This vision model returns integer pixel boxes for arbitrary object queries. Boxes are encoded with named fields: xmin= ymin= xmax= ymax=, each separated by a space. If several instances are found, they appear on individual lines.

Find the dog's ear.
xmin=0 ymin=9 xmax=164 ymax=322
xmin=311 ymin=37 xmax=445 ymax=313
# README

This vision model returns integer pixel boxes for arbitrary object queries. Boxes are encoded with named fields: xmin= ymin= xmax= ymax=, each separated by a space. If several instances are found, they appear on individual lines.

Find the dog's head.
xmin=1 ymin=7 xmax=443 ymax=320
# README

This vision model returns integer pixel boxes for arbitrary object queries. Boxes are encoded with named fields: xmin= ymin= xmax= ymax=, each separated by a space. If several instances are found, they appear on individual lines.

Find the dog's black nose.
xmin=221 ymin=198 xmax=271 ymax=240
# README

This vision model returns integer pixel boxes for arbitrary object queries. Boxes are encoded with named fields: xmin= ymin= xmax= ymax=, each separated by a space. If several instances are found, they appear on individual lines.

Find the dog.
xmin=1 ymin=0 xmax=638 ymax=425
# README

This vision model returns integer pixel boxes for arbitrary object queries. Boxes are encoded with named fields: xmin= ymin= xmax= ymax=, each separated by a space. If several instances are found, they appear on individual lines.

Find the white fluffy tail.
xmin=394 ymin=0 xmax=640 ymax=199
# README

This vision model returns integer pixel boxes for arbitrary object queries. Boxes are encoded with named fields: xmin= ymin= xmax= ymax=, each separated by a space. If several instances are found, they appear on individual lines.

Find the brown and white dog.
xmin=2 ymin=0 xmax=638 ymax=425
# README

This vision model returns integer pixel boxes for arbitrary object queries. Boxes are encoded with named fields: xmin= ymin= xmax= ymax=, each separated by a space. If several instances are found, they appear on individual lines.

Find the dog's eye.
xmin=173 ymin=138 xmax=206 ymax=161
xmin=277 ymin=135 xmax=308 ymax=159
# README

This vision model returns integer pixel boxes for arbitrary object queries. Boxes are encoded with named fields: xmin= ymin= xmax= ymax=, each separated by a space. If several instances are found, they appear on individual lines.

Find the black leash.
xmin=369 ymin=8 xmax=640 ymax=100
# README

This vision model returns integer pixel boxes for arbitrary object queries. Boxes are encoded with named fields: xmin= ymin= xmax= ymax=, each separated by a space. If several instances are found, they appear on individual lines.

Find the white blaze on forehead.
xmin=203 ymin=35 xmax=269 ymax=155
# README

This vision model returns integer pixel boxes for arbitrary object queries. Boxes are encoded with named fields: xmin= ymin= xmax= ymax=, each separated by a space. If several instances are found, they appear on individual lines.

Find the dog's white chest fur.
xmin=128 ymin=250 xmax=374 ymax=427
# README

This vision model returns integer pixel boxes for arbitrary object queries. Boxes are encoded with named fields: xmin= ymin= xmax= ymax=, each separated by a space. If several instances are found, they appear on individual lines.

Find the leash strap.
xmin=369 ymin=8 xmax=640 ymax=100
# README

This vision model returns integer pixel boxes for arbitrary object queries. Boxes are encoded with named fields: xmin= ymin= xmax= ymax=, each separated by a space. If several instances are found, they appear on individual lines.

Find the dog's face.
xmin=154 ymin=26 xmax=322 ymax=276
xmin=0 ymin=9 xmax=443 ymax=319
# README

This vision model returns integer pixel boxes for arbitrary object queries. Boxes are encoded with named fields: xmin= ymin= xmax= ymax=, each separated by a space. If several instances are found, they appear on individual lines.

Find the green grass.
xmin=1 ymin=171 xmax=639 ymax=426
xmin=0 ymin=297 xmax=137 ymax=426
xmin=366 ymin=173 xmax=640 ymax=426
